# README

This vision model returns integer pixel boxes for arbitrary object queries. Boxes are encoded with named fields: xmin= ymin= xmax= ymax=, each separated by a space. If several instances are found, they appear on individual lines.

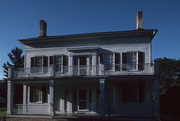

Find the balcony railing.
xmin=9 ymin=63 xmax=154 ymax=79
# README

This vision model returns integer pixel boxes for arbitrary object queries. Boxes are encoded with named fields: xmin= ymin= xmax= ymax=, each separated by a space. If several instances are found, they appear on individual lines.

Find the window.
xmin=56 ymin=56 xmax=62 ymax=65
xmin=55 ymin=56 xmax=63 ymax=72
xmin=31 ymin=56 xmax=48 ymax=73
xmin=122 ymin=51 xmax=144 ymax=71
xmin=49 ymin=55 xmax=68 ymax=72
xmin=127 ymin=52 xmax=137 ymax=70
xmin=73 ymin=56 xmax=78 ymax=65
xmin=30 ymin=85 xmax=48 ymax=103
xmin=104 ymin=53 xmax=113 ymax=70
xmin=99 ymin=53 xmax=104 ymax=64
xmin=99 ymin=52 xmax=120 ymax=71
xmin=36 ymin=57 xmax=43 ymax=67
xmin=115 ymin=53 xmax=120 ymax=71
xmin=122 ymin=82 xmax=144 ymax=103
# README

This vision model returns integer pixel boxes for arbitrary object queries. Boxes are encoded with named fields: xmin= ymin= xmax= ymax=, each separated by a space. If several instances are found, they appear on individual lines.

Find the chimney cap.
xmin=40 ymin=20 xmax=47 ymax=24
xmin=137 ymin=11 xmax=143 ymax=15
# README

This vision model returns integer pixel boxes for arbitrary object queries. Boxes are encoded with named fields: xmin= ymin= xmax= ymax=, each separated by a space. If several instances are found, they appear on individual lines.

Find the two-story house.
xmin=7 ymin=11 xmax=160 ymax=121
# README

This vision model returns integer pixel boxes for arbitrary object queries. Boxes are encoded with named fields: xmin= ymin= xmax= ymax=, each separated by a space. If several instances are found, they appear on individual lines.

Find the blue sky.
xmin=0 ymin=0 xmax=180 ymax=79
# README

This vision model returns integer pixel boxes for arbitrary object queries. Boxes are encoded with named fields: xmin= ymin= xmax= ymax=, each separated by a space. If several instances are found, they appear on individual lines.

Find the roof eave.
xmin=19 ymin=29 xmax=158 ymax=45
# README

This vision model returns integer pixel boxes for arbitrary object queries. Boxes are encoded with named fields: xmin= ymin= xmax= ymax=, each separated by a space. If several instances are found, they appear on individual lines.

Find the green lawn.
xmin=0 ymin=108 xmax=6 ymax=117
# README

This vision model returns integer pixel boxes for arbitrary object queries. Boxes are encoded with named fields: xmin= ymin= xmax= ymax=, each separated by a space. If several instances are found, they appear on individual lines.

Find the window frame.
xmin=122 ymin=51 xmax=145 ymax=71
xmin=49 ymin=55 xmax=68 ymax=73
xmin=31 ymin=56 xmax=48 ymax=73
xmin=30 ymin=85 xmax=48 ymax=104
xmin=122 ymin=82 xmax=145 ymax=104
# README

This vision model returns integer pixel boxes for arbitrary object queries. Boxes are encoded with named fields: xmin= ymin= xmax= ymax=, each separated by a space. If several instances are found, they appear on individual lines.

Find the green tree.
xmin=2 ymin=47 xmax=24 ymax=104
xmin=3 ymin=47 xmax=24 ymax=77
xmin=155 ymin=57 xmax=180 ymax=95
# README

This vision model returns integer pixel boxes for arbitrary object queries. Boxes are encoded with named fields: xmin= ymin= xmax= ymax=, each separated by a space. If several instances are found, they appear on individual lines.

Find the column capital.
xmin=92 ymin=53 xmax=97 ymax=56
xmin=7 ymin=80 xmax=12 ymax=83
xmin=69 ymin=54 xmax=74 ymax=57
xmin=49 ymin=80 xmax=54 ymax=83
xmin=49 ymin=80 xmax=55 ymax=86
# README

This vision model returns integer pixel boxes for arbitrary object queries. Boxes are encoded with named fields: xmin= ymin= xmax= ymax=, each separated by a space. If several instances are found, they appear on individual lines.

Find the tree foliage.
xmin=2 ymin=47 xmax=24 ymax=77
xmin=155 ymin=57 xmax=180 ymax=95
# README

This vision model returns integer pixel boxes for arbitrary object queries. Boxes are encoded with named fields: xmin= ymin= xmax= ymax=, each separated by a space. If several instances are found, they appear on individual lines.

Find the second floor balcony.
xmin=8 ymin=63 xmax=154 ymax=79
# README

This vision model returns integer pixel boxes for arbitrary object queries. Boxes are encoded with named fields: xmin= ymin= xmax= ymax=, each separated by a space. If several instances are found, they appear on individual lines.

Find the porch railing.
xmin=9 ymin=63 xmax=154 ymax=78
xmin=14 ymin=104 xmax=49 ymax=115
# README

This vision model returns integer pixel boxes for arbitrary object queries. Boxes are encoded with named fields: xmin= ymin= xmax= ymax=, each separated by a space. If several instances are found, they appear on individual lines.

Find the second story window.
xmin=50 ymin=55 xmax=68 ymax=72
xmin=36 ymin=57 xmax=43 ymax=67
xmin=122 ymin=51 xmax=144 ymax=71
xmin=31 ymin=56 xmax=48 ymax=73
xmin=104 ymin=53 xmax=113 ymax=70
xmin=99 ymin=52 xmax=120 ymax=71
xmin=115 ymin=53 xmax=121 ymax=71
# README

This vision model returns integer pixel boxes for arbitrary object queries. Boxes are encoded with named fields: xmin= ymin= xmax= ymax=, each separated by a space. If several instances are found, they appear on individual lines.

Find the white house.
xmin=7 ymin=11 xmax=160 ymax=121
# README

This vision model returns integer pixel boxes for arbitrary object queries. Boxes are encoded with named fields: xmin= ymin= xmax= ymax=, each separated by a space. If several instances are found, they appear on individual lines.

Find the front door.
xmin=78 ymin=89 xmax=88 ymax=110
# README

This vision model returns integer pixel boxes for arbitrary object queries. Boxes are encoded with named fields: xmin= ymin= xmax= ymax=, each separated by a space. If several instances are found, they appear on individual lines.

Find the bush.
xmin=0 ymin=108 xmax=6 ymax=117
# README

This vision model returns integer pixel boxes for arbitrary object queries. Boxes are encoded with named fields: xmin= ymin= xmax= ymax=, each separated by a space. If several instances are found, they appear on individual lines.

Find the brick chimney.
xmin=136 ymin=11 xmax=143 ymax=30
xmin=40 ymin=20 xmax=47 ymax=37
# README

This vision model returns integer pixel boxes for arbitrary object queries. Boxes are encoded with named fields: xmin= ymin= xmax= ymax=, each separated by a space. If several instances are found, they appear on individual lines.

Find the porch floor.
xmin=7 ymin=114 xmax=156 ymax=121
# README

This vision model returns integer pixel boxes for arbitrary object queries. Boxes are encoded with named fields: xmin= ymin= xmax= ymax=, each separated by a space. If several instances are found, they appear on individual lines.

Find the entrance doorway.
xmin=78 ymin=89 xmax=87 ymax=110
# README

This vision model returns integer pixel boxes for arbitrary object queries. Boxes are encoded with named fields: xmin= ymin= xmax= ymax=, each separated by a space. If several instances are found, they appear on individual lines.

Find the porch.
xmin=7 ymin=77 xmax=159 ymax=118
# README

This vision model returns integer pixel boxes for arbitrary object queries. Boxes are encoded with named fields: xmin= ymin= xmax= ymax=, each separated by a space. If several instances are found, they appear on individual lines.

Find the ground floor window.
xmin=65 ymin=88 xmax=94 ymax=112
xmin=122 ymin=82 xmax=144 ymax=103
xmin=30 ymin=85 xmax=48 ymax=103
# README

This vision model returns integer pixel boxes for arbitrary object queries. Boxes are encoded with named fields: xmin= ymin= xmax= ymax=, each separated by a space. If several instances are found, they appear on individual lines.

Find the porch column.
xmin=7 ymin=80 xmax=13 ymax=115
xmin=49 ymin=80 xmax=55 ymax=115
xmin=112 ymin=52 xmax=115 ymax=71
xmin=92 ymin=53 xmax=97 ymax=75
xmin=27 ymin=86 xmax=30 ymax=103
xmin=67 ymin=89 xmax=73 ymax=113
xmin=99 ymin=79 xmax=105 ymax=116
xmin=60 ymin=88 xmax=64 ymax=113
xmin=23 ymin=84 xmax=28 ymax=113
xmin=23 ymin=84 xmax=28 ymax=104
xmin=154 ymin=62 xmax=160 ymax=120
xmin=92 ymin=88 xmax=96 ymax=111
xmin=86 ymin=56 xmax=90 ymax=75
xmin=68 ymin=55 xmax=73 ymax=76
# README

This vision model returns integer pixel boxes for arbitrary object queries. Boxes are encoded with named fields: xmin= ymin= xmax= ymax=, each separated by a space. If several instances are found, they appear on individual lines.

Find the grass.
xmin=0 ymin=108 xmax=6 ymax=117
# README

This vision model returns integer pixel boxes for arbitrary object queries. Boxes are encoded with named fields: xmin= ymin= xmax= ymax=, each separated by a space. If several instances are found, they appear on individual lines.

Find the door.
xmin=79 ymin=57 xmax=87 ymax=75
xmin=78 ymin=89 xmax=87 ymax=110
